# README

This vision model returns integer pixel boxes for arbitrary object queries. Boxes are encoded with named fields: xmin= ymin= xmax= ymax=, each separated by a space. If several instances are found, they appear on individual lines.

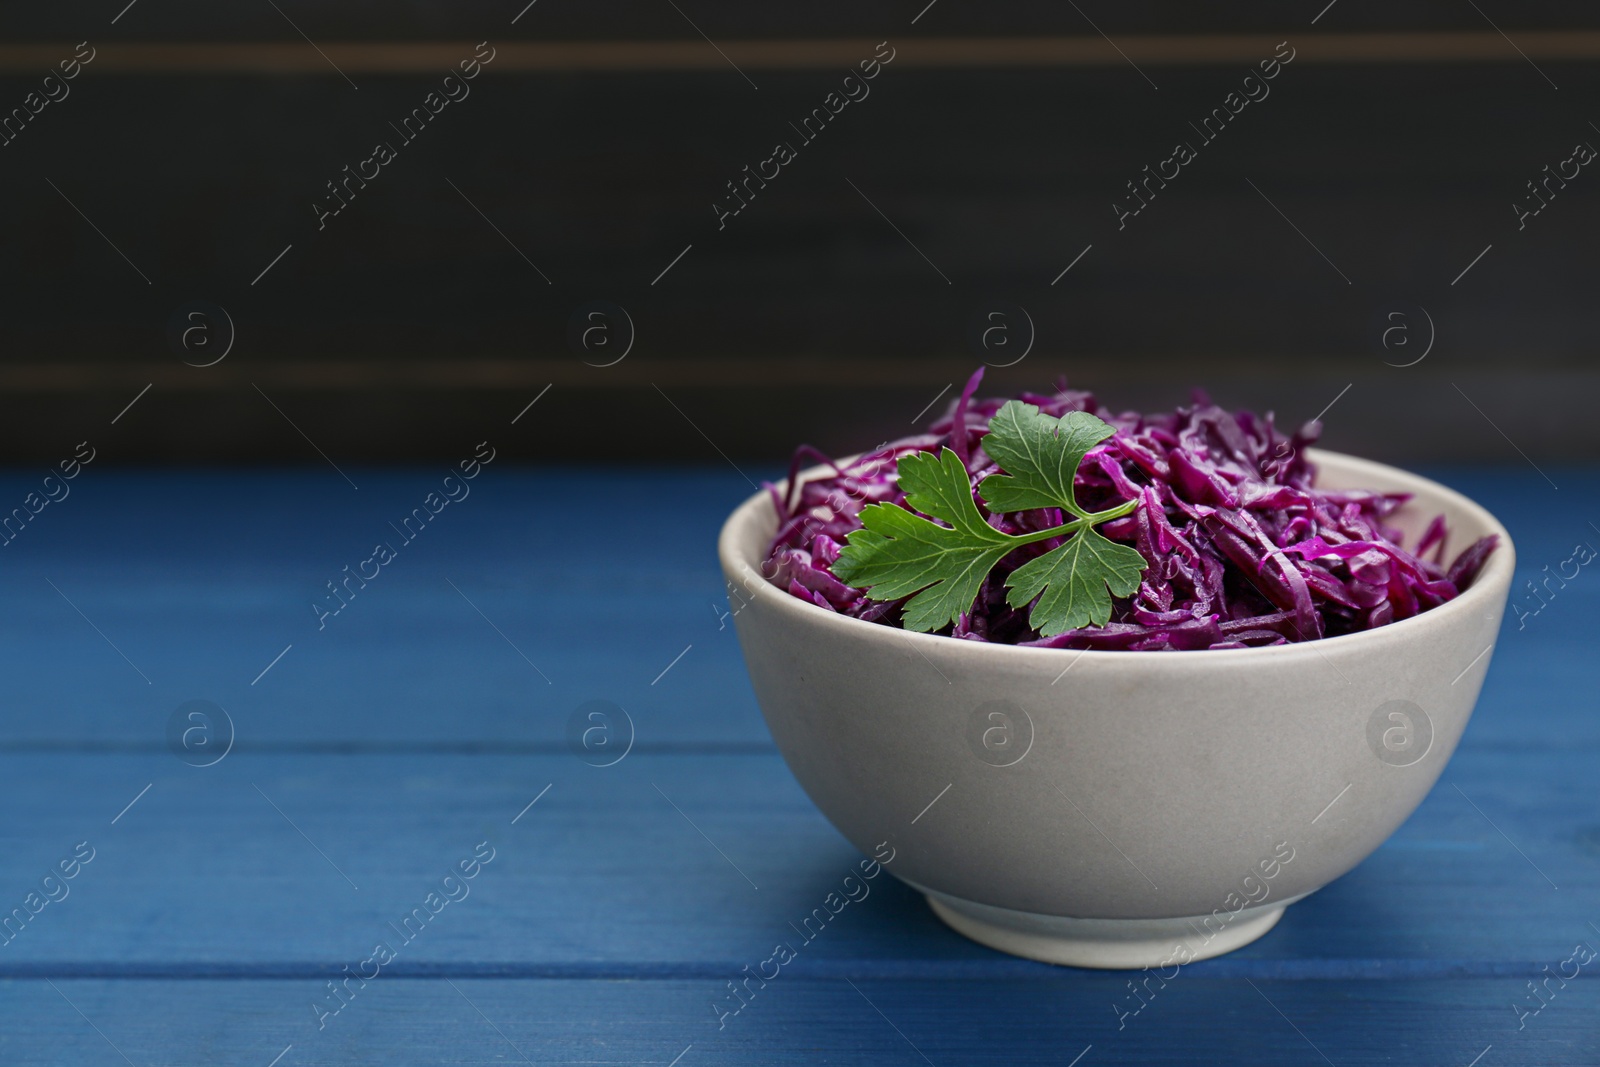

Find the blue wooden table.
xmin=0 ymin=463 xmax=1595 ymax=1066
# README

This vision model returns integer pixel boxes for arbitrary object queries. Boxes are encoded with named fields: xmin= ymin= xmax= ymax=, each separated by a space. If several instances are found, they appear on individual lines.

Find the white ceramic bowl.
xmin=718 ymin=449 xmax=1514 ymax=969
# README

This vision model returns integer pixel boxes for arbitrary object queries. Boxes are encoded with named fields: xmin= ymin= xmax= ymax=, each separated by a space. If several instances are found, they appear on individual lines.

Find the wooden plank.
xmin=0 ymin=469 xmax=771 ymax=744
xmin=5 ymin=1 xmax=1600 ymax=40
xmin=11 ymin=34 xmax=1600 ymax=74
xmin=0 ymin=748 xmax=1591 ymax=970
xmin=0 ymin=468 xmax=1592 ymax=744
xmin=4 ymin=376 xmax=1600 ymax=465
xmin=0 ymin=975 xmax=1593 ymax=1066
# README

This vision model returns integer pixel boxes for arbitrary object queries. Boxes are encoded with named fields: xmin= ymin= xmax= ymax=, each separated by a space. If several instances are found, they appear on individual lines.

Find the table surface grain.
xmin=0 ymin=464 xmax=1595 ymax=1067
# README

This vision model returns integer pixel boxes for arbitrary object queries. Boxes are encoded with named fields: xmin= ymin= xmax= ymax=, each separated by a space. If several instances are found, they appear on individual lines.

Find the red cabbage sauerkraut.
xmin=763 ymin=371 xmax=1497 ymax=651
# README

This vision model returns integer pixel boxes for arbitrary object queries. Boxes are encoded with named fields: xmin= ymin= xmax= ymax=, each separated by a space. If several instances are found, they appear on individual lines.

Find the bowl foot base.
xmin=925 ymin=893 xmax=1285 ymax=969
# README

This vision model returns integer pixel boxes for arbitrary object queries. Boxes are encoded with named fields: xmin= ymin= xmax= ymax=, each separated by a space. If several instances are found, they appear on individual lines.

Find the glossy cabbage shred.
xmin=763 ymin=371 xmax=1498 ymax=650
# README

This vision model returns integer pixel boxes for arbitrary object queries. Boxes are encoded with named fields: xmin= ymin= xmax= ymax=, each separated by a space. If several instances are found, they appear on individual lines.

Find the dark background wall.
xmin=1 ymin=2 xmax=1597 ymax=465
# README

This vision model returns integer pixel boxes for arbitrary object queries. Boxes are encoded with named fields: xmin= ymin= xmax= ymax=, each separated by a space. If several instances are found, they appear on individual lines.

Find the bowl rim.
xmin=717 ymin=446 xmax=1516 ymax=664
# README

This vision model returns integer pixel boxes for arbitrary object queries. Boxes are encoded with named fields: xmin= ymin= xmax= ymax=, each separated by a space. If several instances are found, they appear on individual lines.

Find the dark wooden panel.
xmin=11 ymin=35 xmax=1600 ymax=74
xmin=0 ymin=42 xmax=1596 ymax=459
xmin=5 ymin=1 xmax=1600 ymax=40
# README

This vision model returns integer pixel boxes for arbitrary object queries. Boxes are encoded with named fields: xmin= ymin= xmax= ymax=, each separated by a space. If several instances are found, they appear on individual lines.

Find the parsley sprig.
xmin=831 ymin=401 xmax=1147 ymax=635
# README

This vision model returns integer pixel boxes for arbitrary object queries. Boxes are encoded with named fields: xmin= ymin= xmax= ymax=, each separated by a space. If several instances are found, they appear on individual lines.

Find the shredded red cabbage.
xmin=763 ymin=371 xmax=1498 ymax=650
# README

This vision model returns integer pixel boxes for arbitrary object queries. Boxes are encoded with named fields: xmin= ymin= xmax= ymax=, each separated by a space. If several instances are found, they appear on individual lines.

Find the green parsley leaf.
xmin=831 ymin=448 xmax=1015 ymax=633
xmin=978 ymin=402 xmax=1117 ymax=517
xmin=1004 ymin=527 xmax=1148 ymax=634
xmin=831 ymin=402 xmax=1147 ymax=635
